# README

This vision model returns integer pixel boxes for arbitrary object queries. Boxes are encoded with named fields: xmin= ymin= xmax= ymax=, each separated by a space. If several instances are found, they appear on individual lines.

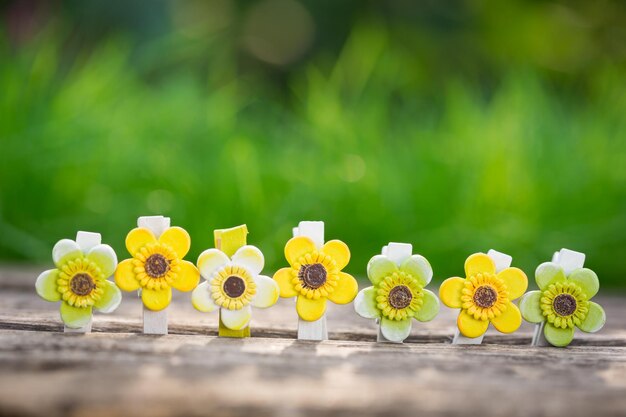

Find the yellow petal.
xmin=220 ymin=306 xmax=251 ymax=330
xmin=327 ymin=272 xmax=358 ymax=304
xmin=232 ymin=245 xmax=265 ymax=276
xmin=273 ymin=267 xmax=297 ymax=297
xmin=490 ymin=302 xmax=522 ymax=333
xmin=439 ymin=277 xmax=465 ymax=308
xmin=285 ymin=236 xmax=316 ymax=265
xmin=125 ymin=228 xmax=156 ymax=257
xmin=159 ymin=227 xmax=191 ymax=258
xmin=457 ymin=310 xmax=489 ymax=338
xmin=296 ymin=295 xmax=326 ymax=321
xmin=191 ymin=282 xmax=218 ymax=313
xmin=322 ymin=240 xmax=350 ymax=270
xmin=251 ymin=275 xmax=280 ymax=308
xmin=497 ymin=267 xmax=528 ymax=300
xmin=464 ymin=253 xmax=495 ymax=277
xmin=197 ymin=248 xmax=230 ymax=281
xmin=141 ymin=287 xmax=172 ymax=311
xmin=171 ymin=260 xmax=200 ymax=292
xmin=114 ymin=259 xmax=140 ymax=291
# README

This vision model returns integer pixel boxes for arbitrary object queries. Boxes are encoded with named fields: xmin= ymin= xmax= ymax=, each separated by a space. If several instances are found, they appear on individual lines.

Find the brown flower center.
xmin=145 ymin=254 xmax=170 ymax=278
xmin=388 ymin=285 xmax=413 ymax=309
xmin=223 ymin=276 xmax=246 ymax=298
xmin=70 ymin=273 xmax=95 ymax=296
xmin=553 ymin=293 xmax=577 ymax=316
xmin=299 ymin=263 xmax=327 ymax=289
xmin=473 ymin=285 xmax=497 ymax=308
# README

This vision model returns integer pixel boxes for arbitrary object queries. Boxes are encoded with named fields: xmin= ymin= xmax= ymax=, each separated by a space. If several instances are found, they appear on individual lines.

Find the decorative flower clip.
xmin=273 ymin=236 xmax=358 ymax=321
xmin=191 ymin=245 xmax=279 ymax=330
xmin=115 ymin=226 xmax=200 ymax=311
xmin=519 ymin=263 xmax=605 ymax=347
xmin=354 ymin=252 xmax=439 ymax=342
xmin=439 ymin=253 xmax=528 ymax=338
xmin=35 ymin=238 xmax=121 ymax=328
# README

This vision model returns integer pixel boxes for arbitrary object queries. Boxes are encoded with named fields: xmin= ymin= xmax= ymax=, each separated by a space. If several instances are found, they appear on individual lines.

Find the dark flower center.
xmin=145 ymin=254 xmax=170 ymax=278
xmin=223 ymin=276 xmax=246 ymax=298
xmin=473 ymin=285 xmax=497 ymax=308
xmin=70 ymin=273 xmax=95 ymax=296
xmin=388 ymin=285 xmax=413 ymax=309
xmin=553 ymin=293 xmax=577 ymax=316
xmin=299 ymin=263 xmax=327 ymax=289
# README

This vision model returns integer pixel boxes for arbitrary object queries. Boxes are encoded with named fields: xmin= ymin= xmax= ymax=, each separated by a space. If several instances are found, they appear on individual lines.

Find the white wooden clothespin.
xmin=531 ymin=248 xmax=585 ymax=346
xmin=293 ymin=221 xmax=328 ymax=341
xmin=452 ymin=249 xmax=512 ymax=345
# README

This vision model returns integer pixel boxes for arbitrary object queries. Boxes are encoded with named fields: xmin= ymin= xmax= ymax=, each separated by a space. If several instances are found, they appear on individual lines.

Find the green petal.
xmin=518 ymin=290 xmax=544 ymax=323
xmin=535 ymin=262 xmax=566 ymax=290
xmin=52 ymin=239 xmax=83 ymax=267
xmin=60 ymin=302 xmax=92 ymax=328
xmin=544 ymin=323 xmax=575 ymax=347
xmin=568 ymin=268 xmax=599 ymax=299
xmin=87 ymin=244 xmax=118 ymax=278
xmin=400 ymin=255 xmax=433 ymax=286
xmin=94 ymin=281 xmax=122 ymax=313
xmin=35 ymin=269 xmax=61 ymax=302
xmin=353 ymin=287 xmax=380 ymax=319
xmin=380 ymin=317 xmax=412 ymax=342
xmin=414 ymin=289 xmax=439 ymax=322
xmin=367 ymin=255 xmax=398 ymax=285
xmin=578 ymin=301 xmax=605 ymax=333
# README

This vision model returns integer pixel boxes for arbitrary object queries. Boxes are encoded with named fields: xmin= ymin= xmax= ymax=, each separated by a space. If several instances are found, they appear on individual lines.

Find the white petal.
xmin=197 ymin=249 xmax=230 ymax=281
xmin=191 ymin=281 xmax=218 ymax=313
xmin=251 ymin=275 xmax=279 ymax=308
xmin=232 ymin=245 xmax=264 ymax=276
xmin=87 ymin=244 xmax=118 ymax=277
xmin=380 ymin=317 xmax=412 ymax=342
xmin=220 ymin=306 xmax=251 ymax=330
xmin=52 ymin=239 xmax=83 ymax=267
xmin=354 ymin=287 xmax=380 ymax=319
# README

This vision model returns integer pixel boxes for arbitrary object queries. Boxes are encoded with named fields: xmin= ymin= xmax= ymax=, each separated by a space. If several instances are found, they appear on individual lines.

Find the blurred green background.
xmin=1 ymin=0 xmax=625 ymax=287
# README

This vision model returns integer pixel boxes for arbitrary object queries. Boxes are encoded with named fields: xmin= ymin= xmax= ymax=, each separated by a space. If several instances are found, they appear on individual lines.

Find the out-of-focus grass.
xmin=1 ymin=24 xmax=625 ymax=287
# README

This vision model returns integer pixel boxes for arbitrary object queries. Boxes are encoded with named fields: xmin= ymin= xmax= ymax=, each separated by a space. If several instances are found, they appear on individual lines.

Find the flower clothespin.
xmin=115 ymin=216 xmax=200 ymax=334
xmin=354 ymin=243 xmax=439 ymax=343
xmin=273 ymin=221 xmax=358 ymax=340
xmin=35 ymin=231 xmax=121 ymax=332
xmin=191 ymin=225 xmax=279 ymax=337
xmin=519 ymin=248 xmax=605 ymax=347
xmin=439 ymin=250 xmax=528 ymax=344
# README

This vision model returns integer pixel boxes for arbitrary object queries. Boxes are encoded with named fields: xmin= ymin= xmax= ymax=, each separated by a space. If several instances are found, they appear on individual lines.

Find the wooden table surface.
xmin=1 ymin=266 xmax=625 ymax=417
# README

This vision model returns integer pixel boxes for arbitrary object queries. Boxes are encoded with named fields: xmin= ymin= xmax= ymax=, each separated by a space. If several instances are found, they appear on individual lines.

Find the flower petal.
xmin=159 ymin=227 xmax=191 ymax=258
xmin=535 ymin=262 xmax=566 ymax=290
xmin=191 ymin=281 xmax=218 ymax=313
xmin=296 ymin=295 xmax=326 ymax=321
xmin=578 ymin=301 xmax=605 ymax=333
xmin=36 ymin=269 xmax=61 ymax=302
xmin=52 ymin=239 xmax=82 ymax=267
xmin=544 ymin=323 xmax=575 ymax=347
xmin=197 ymin=249 xmax=231 ymax=281
xmin=327 ymin=272 xmax=358 ymax=305
xmin=94 ymin=281 xmax=122 ymax=313
xmin=251 ymin=275 xmax=280 ymax=308
xmin=439 ymin=277 xmax=465 ymax=308
xmin=322 ymin=240 xmax=350 ymax=270
xmin=465 ymin=253 xmax=495 ymax=277
xmin=220 ymin=306 xmax=251 ymax=330
xmin=366 ymin=255 xmax=398 ymax=285
xmin=87 ymin=244 xmax=118 ymax=278
xmin=414 ymin=289 xmax=439 ymax=322
xmin=125 ymin=228 xmax=157 ymax=257
xmin=497 ymin=267 xmax=528 ymax=300
xmin=568 ymin=268 xmax=600 ymax=299
xmin=380 ymin=317 xmax=412 ymax=342
xmin=354 ymin=286 xmax=380 ymax=319
xmin=60 ymin=303 xmax=92 ymax=328
xmin=401 ymin=255 xmax=433 ymax=286
xmin=491 ymin=302 xmax=522 ymax=333
xmin=114 ymin=259 xmax=140 ymax=291
xmin=273 ymin=267 xmax=297 ymax=298
xmin=141 ymin=288 xmax=172 ymax=311
xmin=457 ymin=310 xmax=489 ymax=338
xmin=285 ymin=236 xmax=317 ymax=266
xmin=232 ymin=245 xmax=265 ymax=276
xmin=518 ymin=290 xmax=544 ymax=323
xmin=171 ymin=260 xmax=200 ymax=292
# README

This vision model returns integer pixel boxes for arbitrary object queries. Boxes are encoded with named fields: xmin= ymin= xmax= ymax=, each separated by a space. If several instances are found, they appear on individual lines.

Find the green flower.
xmin=519 ymin=262 xmax=605 ymax=347
xmin=354 ymin=253 xmax=439 ymax=342
xmin=35 ymin=238 xmax=122 ymax=328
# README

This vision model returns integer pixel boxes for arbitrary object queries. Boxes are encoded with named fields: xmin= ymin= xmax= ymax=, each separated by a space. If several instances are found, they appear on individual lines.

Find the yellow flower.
xmin=115 ymin=226 xmax=200 ymax=311
xmin=439 ymin=253 xmax=528 ymax=338
xmin=273 ymin=236 xmax=358 ymax=321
